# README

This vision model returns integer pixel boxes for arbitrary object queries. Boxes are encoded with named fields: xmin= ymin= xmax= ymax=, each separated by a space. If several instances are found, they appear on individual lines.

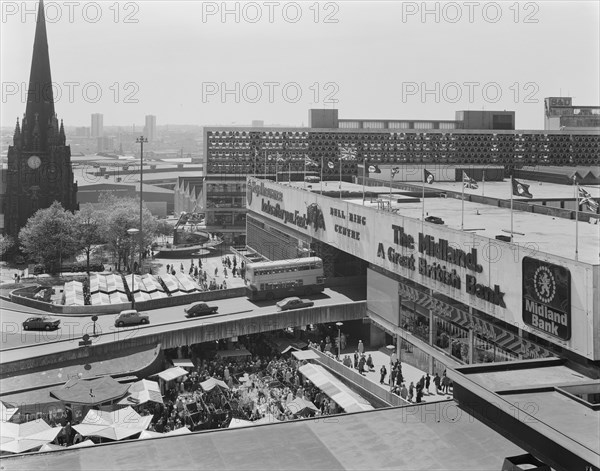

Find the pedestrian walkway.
xmin=337 ymin=347 xmax=453 ymax=404
xmin=153 ymin=252 xmax=246 ymax=291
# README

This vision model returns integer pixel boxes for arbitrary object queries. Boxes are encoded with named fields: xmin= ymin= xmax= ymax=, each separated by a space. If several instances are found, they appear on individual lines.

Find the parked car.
xmin=114 ymin=310 xmax=149 ymax=327
xmin=22 ymin=316 xmax=61 ymax=331
xmin=276 ymin=297 xmax=314 ymax=311
xmin=185 ymin=302 xmax=219 ymax=318
xmin=425 ymin=216 xmax=444 ymax=225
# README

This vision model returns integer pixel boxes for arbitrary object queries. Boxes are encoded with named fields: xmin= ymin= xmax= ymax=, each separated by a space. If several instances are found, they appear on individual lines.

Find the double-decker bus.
xmin=245 ymin=257 xmax=325 ymax=301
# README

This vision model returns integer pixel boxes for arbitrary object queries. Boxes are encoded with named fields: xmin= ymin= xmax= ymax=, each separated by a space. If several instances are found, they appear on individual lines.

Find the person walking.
xmin=353 ymin=350 xmax=359 ymax=369
xmin=408 ymin=382 xmax=415 ymax=402
xmin=357 ymin=340 xmax=364 ymax=355
xmin=379 ymin=365 xmax=387 ymax=384
xmin=433 ymin=372 xmax=441 ymax=394
xmin=441 ymin=372 xmax=450 ymax=394
xmin=425 ymin=373 xmax=431 ymax=394
xmin=400 ymin=383 xmax=408 ymax=400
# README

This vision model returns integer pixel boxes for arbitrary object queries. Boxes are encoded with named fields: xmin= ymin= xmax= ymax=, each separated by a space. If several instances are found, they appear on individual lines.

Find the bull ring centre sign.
xmin=377 ymin=224 xmax=506 ymax=308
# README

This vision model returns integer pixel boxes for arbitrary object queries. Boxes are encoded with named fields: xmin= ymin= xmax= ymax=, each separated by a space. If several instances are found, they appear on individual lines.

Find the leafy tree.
xmin=74 ymin=204 xmax=106 ymax=275
xmin=0 ymin=235 xmax=15 ymax=257
xmin=97 ymin=193 xmax=159 ymax=272
xmin=19 ymin=202 xmax=78 ymax=274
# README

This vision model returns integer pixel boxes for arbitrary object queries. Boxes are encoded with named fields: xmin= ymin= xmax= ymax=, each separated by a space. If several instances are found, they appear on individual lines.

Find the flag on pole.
xmin=579 ymin=187 xmax=599 ymax=212
xmin=424 ymin=169 xmax=435 ymax=184
xmin=368 ymin=164 xmax=382 ymax=174
xmin=511 ymin=178 xmax=533 ymax=198
xmin=305 ymin=156 xmax=318 ymax=167
xmin=327 ymin=161 xmax=335 ymax=169
xmin=391 ymin=167 xmax=400 ymax=177
xmin=463 ymin=171 xmax=478 ymax=189
xmin=339 ymin=146 xmax=357 ymax=161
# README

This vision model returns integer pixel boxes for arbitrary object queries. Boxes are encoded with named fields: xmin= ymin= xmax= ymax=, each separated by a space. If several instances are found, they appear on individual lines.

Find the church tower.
xmin=5 ymin=0 xmax=78 ymax=236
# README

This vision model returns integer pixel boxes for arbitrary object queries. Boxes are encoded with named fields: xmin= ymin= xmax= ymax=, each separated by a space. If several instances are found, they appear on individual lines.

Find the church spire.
xmin=24 ymin=0 xmax=55 ymax=150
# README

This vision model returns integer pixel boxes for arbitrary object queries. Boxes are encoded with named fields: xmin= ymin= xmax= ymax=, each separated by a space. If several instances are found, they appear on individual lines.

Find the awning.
xmin=292 ymin=350 xmax=320 ymax=361
xmin=0 ymin=401 xmax=18 ymax=422
xmin=117 ymin=379 xmax=163 ymax=406
xmin=200 ymin=377 xmax=229 ymax=392
xmin=298 ymin=364 xmax=373 ymax=413
xmin=228 ymin=419 xmax=253 ymax=429
xmin=286 ymin=398 xmax=318 ymax=417
xmin=138 ymin=427 xmax=191 ymax=440
xmin=69 ymin=439 xmax=95 ymax=449
xmin=151 ymin=367 xmax=188 ymax=382
xmin=73 ymin=406 xmax=152 ymax=441
xmin=0 ymin=420 xmax=63 ymax=454
xmin=172 ymin=359 xmax=195 ymax=368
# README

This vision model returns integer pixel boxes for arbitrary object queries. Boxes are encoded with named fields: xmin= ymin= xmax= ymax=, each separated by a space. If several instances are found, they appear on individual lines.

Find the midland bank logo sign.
xmin=522 ymin=257 xmax=571 ymax=340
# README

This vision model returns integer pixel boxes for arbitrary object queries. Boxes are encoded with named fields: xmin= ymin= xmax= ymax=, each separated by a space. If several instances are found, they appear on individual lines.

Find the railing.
xmin=308 ymin=347 xmax=407 ymax=407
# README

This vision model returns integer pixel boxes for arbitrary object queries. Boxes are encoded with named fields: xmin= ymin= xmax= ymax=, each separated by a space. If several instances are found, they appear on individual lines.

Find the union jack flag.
xmin=579 ymin=187 xmax=599 ymax=212
xmin=338 ymin=145 xmax=357 ymax=161
xmin=305 ymin=156 xmax=319 ymax=167
xmin=463 ymin=172 xmax=478 ymax=189
xmin=391 ymin=167 xmax=400 ymax=177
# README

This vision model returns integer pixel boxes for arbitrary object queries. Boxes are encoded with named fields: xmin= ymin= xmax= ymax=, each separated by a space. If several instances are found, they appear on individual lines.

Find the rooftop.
xmin=0 ymin=403 xmax=525 ymax=470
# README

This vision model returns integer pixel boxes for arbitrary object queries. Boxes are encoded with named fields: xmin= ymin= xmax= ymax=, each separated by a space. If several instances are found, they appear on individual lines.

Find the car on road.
xmin=22 ymin=316 xmax=60 ymax=331
xmin=276 ymin=297 xmax=314 ymax=311
xmin=114 ymin=309 xmax=149 ymax=327
xmin=184 ymin=302 xmax=219 ymax=318
xmin=425 ymin=215 xmax=444 ymax=225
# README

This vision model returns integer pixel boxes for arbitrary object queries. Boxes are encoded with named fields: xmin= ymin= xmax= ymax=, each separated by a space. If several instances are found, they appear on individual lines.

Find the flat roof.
xmin=1 ymin=404 xmax=525 ymax=470
xmin=290 ymin=180 xmax=600 ymax=265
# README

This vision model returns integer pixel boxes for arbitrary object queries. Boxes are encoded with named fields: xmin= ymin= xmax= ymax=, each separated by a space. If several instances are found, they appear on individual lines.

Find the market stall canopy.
xmin=0 ymin=401 xmax=18 ymax=422
xmin=286 ymin=398 xmax=318 ymax=417
xmin=0 ymin=419 xmax=62 ymax=454
xmin=69 ymin=439 xmax=95 ymax=449
xmin=172 ymin=359 xmax=195 ymax=368
xmin=118 ymin=380 xmax=163 ymax=406
xmin=291 ymin=350 xmax=320 ymax=361
xmin=151 ymin=367 xmax=188 ymax=382
xmin=200 ymin=377 xmax=229 ymax=392
xmin=298 ymin=363 xmax=373 ymax=413
xmin=139 ymin=427 xmax=191 ymax=440
xmin=227 ymin=419 xmax=253 ymax=429
xmin=39 ymin=443 xmax=64 ymax=452
xmin=270 ymin=338 xmax=308 ymax=354
xmin=73 ymin=406 xmax=152 ymax=441
xmin=50 ymin=377 xmax=129 ymax=406
xmin=253 ymin=413 xmax=283 ymax=426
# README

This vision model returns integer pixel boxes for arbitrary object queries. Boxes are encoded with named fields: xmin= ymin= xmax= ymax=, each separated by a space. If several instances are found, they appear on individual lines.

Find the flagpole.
xmin=339 ymin=156 xmax=342 ymax=199
xmin=303 ymin=157 xmax=307 ymax=190
xmin=482 ymin=169 xmax=485 ymax=197
xmin=254 ymin=151 xmax=257 ymax=177
xmin=575 ymin=184 xmax=579 ymax=261
xmin=264 ymin=151 xmax=267 ymax=180
xmin=421 ymin=170 xmax=425 ymax=234
xmin=510 ymin=176 xmax=514 ymax=243
xmin=362 ymin=158 xmax=366 ymax=206
xmin=320 ymin=156 xmax=323 ymax=195
xmin=461 ymin=174 xmax=465 ymax=231
xmin=389 ymin=170 xmax=393 ymax=208
xmin=288 ymin=159 xmax=291 ymax=184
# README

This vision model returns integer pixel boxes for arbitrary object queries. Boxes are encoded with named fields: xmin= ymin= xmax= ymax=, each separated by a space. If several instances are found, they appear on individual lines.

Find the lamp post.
xmin=127 ymin=228 xmax=139 ymax=309
xmin=136 ymin=136 xmax=148 ymax=274
xmin=336 ymin=321 xmax=343 ymax=360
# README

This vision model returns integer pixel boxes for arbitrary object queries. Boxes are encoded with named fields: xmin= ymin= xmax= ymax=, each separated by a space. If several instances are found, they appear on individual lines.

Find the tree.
xmin=19 ymin=202 xmax=78 ymax=274
xmin=0 ymin=235 xmax=15 ymax=257
xmin=97 ymin=193 xmax=159 ymax=271
xmin=74 ymin=204 xmax=106 ymax=275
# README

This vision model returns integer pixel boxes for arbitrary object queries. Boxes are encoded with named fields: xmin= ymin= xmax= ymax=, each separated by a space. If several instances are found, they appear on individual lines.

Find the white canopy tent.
xmin=200 ymin=377 xmax=229 ymax=392
xmin=138 ymin=427 xmax=192 ymax=440
xmin=0 ymin=420 xmax=62 ymax=454
xmin=172 ymin=359 xmax=195 ymax=368
xmin=118 ymin=379 xmax=163 ymax=406
xmin=291 ymin=350 xmax=320 ymax=361
xmin=73 ymin=407 xmax=152 ymax=441
xmin=151 ymin=367 xmax=188 ymax=382
xmin=0 ymin=401 xmax=18 ymax=422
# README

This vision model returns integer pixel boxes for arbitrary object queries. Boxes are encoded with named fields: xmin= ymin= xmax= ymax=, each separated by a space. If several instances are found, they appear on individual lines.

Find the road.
xmin=0 ymin=287 xmax=365 ymax=355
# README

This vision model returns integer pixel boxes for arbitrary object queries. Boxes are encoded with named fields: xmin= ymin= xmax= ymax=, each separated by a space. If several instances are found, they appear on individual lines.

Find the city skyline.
xmin=2 ymin=1 xmax=599 ymax=129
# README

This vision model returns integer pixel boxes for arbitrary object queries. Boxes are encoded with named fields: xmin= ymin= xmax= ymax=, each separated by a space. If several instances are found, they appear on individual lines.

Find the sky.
xmin=1 ymin=0 xmax=599 ymax=129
